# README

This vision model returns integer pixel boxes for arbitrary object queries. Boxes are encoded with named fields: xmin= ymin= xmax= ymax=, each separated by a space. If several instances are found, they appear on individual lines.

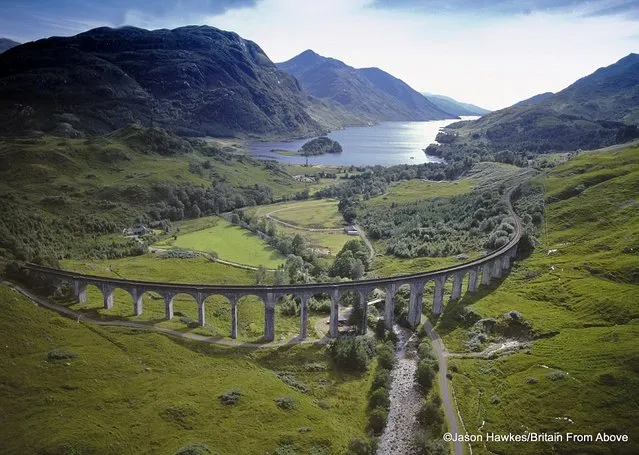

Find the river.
xmin=377 ymin=325 xmax=423 ymax=454
xmin=247 ymin=117 xmax=479 ymax=166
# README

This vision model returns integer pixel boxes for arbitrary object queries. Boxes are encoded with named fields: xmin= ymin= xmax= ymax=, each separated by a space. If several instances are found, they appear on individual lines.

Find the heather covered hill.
xmin=277 ymin=50 xmax=455 ymax=123
xmin=0 ymin=26 xmax=324 ymax=138
xmin=431 ymin=53 xmax=639 ymax=155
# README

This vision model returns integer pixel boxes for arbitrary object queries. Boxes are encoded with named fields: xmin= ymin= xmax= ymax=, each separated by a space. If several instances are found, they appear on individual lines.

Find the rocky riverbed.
xmin=377 ymin=325 xmax=423 ymax=455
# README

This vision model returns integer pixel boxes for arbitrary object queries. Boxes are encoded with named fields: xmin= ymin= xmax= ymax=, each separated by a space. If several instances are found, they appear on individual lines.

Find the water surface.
xmin=248 ymin=117 xmax=478 ymax=166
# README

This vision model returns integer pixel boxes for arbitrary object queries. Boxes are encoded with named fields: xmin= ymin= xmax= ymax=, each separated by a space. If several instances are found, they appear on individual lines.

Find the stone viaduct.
xmin=22 ymin=208 xmax=521 ymax=342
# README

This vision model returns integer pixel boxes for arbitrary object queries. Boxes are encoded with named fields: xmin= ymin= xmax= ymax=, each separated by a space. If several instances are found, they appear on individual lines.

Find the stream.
xmin=377 ymin=325 xmax=423 ymax=454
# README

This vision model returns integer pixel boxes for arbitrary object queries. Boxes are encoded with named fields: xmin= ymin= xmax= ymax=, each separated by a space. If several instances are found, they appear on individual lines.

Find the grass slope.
xmin=438 ymin=145 xmax=639 ymax=455
xmin=0 ymin=284 xmax=371 ymax=454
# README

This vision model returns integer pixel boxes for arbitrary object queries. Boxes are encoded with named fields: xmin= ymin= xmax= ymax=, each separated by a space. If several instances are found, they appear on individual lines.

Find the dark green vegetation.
xmin=0 ymin=26 xmax=324 ymax=137
xmin=0 ymin=37 xmax=19 ymax=53
xmin=0 ymin=125 xmax=333 ymax=263
xmin=442 ymin=145 xmax=639 ymax=454
xmin=0 ymin=283 xmax=375 ymax=454
xmin=300 ymin=137 xmax=343 ymax=155
xmin=429 ymin=53 xmax=639 ymax=159
xmin=277 ymin=50 xmax=454 ymax=123
xmin=358 ymin=188 xmax=515 ymax=258
xmin=421 ymin=92 xmax=490 ymax=116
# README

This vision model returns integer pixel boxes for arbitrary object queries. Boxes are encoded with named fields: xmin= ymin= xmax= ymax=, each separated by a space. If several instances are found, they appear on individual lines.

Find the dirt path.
xmin=424 ymin=320 xmax=465 ymax=455
xmin=3 ymin=281 xmax=328 ymax=349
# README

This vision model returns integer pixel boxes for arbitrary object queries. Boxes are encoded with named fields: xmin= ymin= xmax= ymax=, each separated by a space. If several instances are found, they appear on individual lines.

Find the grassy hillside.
xmin=157 ymin=217 xmax=285 ymax=268
xmin=0 ymin=127 xmax=333 ymax=263
xmin=438 ymin=145 xmax=639 ymax=454
xmin=0 ymin=284 xmax=372 ymax=454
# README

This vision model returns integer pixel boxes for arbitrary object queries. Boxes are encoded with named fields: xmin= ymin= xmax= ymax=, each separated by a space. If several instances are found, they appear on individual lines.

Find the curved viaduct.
xmin=23 ymin=186 xmax=524 ymax=342
xmin=22 ymin=207 xmax=521 ymax=342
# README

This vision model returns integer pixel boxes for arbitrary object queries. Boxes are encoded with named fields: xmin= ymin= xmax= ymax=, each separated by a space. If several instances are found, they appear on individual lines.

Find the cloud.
xmin=371 ymin=0 xmax=639 ymax=19
xmin=0 ymin=0 xmax=259 ymax=42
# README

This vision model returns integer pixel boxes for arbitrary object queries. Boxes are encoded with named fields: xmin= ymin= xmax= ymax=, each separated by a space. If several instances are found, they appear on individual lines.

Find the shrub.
xmin=316 ymin=400 xmax=330 ymax=409
xmin=173 ymin=443 xmax=214 ymax=455
xmin=374 ymin=319 xmax=386 ymax=340
xmin=218 ymin=389 xmax=242 ymax=405
xmin=371 ymin=368 xmax=391 ymax=390
xmin=327 ymin=336 xmax=375 ymax=372
xmin=367 ymin=406 xmax=388 ymax=435
xmin=376 ymin=342 xmax=396 ymax=370
xmin=547 ymin=370 xmax=566 ymax=381
xmin=275 ymin=396 xmax=296 ymax=410
xmin=418 ymin=340 xmax=436 ymax=360
xmin=347 ymin=438 xmax=376 ymax=455
xmin=490 ymin=394 xmax=500 ymax=404
xmin=416 ymin=360 xmax=436 ymax=392
xmin=276 ymin=372 xmax=311 ymax=394
xmin=368 ymin=388 xmax=390 ymax=410
xmin=47 ymin=350 xmax=77 ymax=361
xmin=526 ymin=377 xmax=538 ymax=384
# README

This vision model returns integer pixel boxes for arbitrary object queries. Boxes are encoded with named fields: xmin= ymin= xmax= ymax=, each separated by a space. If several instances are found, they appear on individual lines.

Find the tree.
xmin=292 ymin=234 xmax=305 ymax=256
xmin=255 ymin=265 xmax=267 ymax=285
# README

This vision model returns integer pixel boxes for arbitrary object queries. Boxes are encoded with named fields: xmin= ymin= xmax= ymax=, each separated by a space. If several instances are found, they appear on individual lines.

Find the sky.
xmin=1 ymin=0 xmax=638 ymax=110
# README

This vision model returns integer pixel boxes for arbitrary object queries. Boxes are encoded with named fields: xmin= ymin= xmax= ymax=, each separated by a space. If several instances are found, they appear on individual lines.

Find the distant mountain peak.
xmin=0 ymin=37 xmax=20 ymax=54
xmin=421 ymin=92 xmax=491 ymax=116
xmin=278 ymin=51 xmax=456 ymax=122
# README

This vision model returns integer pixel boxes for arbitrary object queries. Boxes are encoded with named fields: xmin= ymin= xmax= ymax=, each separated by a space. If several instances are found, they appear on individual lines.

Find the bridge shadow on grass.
xmin=434 ymin=274 xmax=510 ymax=340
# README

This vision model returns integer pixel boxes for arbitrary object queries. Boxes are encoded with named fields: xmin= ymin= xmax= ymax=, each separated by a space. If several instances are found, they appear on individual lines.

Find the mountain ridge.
xmin=0 ymin=26 xmax=326 ymax=138
xmin=277 ymin=49 xmax=456 ymax=122
xmin=421 ymin=92 xmax=490 ymax=116
xmin=0 ymin=38 xmax=20 ymax=54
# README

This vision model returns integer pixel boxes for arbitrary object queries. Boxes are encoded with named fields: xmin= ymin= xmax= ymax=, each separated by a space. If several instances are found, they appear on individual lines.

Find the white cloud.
xmin=203 ymin=0 xmax=637 ymax=109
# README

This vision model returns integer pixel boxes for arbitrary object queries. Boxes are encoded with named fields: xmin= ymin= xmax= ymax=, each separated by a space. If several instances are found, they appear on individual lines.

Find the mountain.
xmin=0 ymin=38 xmax=19 ymax=53
xmin=277 ymin=50 xmax=455 ymax=122
xmin=436 ymin=53 xmax=639 ymax=154
xmin=0 ymin=26 xmax=324 ymax=138
xmin=510 ymin=92 xmax=554 ymax=109
xmin=422 ymin=93 xmax=490 ymax=116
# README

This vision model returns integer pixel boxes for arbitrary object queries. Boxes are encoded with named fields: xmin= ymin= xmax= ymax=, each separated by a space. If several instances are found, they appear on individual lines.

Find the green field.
xmin=60 ymin=255 xmax=328 ymax=342
xmin=0 ymin=284 xmax=372 ymax=454
xmin=157 ymin=217 xmax=285 ymax=268
xmin=437 ymin=145 xmax=639 ymax=454
xmin=367 ymin=178 xmax=474 ymax=207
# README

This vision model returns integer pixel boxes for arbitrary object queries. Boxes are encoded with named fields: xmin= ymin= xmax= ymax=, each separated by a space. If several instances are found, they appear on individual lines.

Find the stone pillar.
xmin=230 ymin=295 xmax=238 ymax=339
xmin=102 ymin=285 xmax=114 ymax=310
xmin=467 ymin=268 xmax=478 ymax=293
xmin=450 ymin=273 xmax=463 ymax=301
xmin=264 ymin=293 xmax=276 ymax=342
xmin=358 ymin=290 xmax=368 ymax=335
xmin=482 ymin=262 xmax=492 ymax=286
xmin=73 ymin=280 xmax=87 ymax=304
xmin=502 ymin=254 xmax=511 ymax=271
xmin=197 ymin=293 xmax=206 ymax=327
xmin=492 ymin=258 xmax=502 ymax=278
xmin=384 ymin=283 xmax=396 ymax=330
xmin=432 ymin=277 xmax=445 ymax=315
xmin=408 ymin=282 xmax=424 ymax=327
xmin=329 ymin=289 xmax=340 ymax=338
xmin=132 ymin=288 xmax=144 ymax=316
xmin=299 ymin=294 xmax=309 ymax=339
xmin=164 ymin=293 xmax=174 ymax=320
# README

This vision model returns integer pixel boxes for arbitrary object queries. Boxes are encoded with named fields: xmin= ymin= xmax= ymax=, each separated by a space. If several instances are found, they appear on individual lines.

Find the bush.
xmin=316 ymin=400 xmax=330 ymax=409
xmin=347 ymin=438 xmax=376 ymax=455
xmin=276 ymin=372 xmax=311 ymax=394
xmin=416 ymin=360 xmax=436 ymax=392
xmin=376 ymin=342 xmax=396 ymax=370
xmin=275 ymin=396 xmax=296 ymax=410
xmin=526 ymin=376 xmax=538 ymax=384
xmin=371 ymin=368 xmax=391 ymax=390
xmin=368 ymin=388 xmax=390 ymax=410
xmin=173 ymin=443 xmax=214 ymax=455
xmin=328 ymin=336 xmax=375 ymax=372
xmin=374 ymin=319 xmax=386 ymax=340
xmin=367 ymin=406 xmax=388 ymax=435
xmin=547 ymin=370 xmax=566 ymax=381
xmin=47 ymin=349 xmax=77 ymax=361
xmin=417 ymin=340 xmax=436 ymax=361
xmin=218 ymin=389 xmax=242 ymax=405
